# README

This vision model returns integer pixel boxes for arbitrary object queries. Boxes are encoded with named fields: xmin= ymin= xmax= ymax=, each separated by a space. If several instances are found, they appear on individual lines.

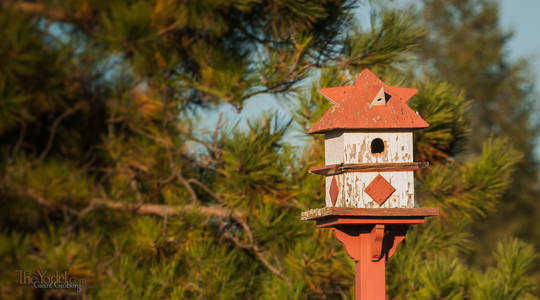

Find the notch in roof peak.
xmin=370 ymin=86 xmax=391 ymax=106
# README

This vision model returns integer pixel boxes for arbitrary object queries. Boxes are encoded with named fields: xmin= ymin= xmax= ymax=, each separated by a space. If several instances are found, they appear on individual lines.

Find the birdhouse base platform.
xmin=301 ymin=207 xmax=439 ymax=226
xmin=301 ymin=207 xmax=438 ymax=300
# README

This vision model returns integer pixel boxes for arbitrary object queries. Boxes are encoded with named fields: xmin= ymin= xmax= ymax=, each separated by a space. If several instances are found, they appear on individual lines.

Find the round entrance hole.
xmin=371 ymin=138 xmax=385 ymax=154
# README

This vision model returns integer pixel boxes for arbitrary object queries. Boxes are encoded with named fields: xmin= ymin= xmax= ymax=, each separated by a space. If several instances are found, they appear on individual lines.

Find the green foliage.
xmin=472 ymin=238 xmax=537 ymax=300
xmin=409 ymin=80 xmax=469 ymax=163
xmin=219 ymin=114 xmax=290 ymax=200
xmin=344 ymin=10 xmax=426 ymax=71
xmin=418 ymin=0 xmax=540 ymax=280
xmin=0 ymin=79 xmax=28 ymax=134
xmin=387 ymin=137 xmax=531 ymax=299
xmin=420 ymin=138 xmax=522 ymax=219
xmin=412 ymin=256 xmax=469 ymax=300
xmin=0 ymin=0 xmax=537 ymax=299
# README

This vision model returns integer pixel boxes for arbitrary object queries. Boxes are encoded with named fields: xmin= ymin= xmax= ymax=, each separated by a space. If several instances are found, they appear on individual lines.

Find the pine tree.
xmin=0 ymin=1 xmax=537 ymax=299
xmin=418 ymin=0 xmax=540 ymax=286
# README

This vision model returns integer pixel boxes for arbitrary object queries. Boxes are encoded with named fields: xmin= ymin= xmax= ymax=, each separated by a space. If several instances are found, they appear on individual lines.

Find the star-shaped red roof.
xmin=308 ymin=69 xmax=429 ymax=134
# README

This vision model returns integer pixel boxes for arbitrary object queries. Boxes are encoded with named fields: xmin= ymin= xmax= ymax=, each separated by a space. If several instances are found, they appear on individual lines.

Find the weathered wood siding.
xmin=343 ymin=132 xmax=413 ymax=163
xmin=324 ymin=132 xmax=413 ymax=165
xmin=324 ymin=131 xmax=415 ymax=208
xmin=325 ymin=171 xmax=414 ymax=208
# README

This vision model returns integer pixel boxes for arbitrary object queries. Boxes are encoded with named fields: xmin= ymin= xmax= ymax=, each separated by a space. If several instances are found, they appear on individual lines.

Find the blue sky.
xmin=198 ymin=0 xmax=540 ymax=155
xmin=500 ymin=0 xmax=540 ymax=157
xmin=500 ymin=0 xmax=540 ymax=79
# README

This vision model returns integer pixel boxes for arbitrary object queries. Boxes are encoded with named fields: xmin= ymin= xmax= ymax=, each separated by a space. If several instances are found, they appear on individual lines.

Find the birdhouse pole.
xmin=301 ymin=69 xmax=439 ymax=300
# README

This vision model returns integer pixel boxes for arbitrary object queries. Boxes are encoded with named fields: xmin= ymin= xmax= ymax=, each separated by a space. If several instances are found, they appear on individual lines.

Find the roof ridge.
xmin=308 ymin=69 xmax=428 ymax=134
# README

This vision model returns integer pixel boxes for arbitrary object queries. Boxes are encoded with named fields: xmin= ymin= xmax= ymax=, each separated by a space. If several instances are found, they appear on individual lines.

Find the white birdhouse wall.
xmin=343 ymin=132 xmax=413 ymax=163
xmin=325 ymin=132 xmax=413 ymax=164
xmin=323 ymin=131 xmax=415 ymax=208
xmin=325 ymin=172 xmax=414 ymax=208
xmin=324 ymin=131 xmax=344 ymax=165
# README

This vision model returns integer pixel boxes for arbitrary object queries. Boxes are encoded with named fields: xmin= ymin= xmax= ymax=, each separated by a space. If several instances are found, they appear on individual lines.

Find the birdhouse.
xmin=308 ymin=69 xmax=429 ymax=209
xmin=301 ymin=69 xmax=438 ymax=300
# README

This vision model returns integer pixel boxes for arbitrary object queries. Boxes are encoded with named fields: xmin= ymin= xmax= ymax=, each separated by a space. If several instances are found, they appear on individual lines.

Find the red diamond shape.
xmin=329 ymin=176 xmax=339 ymax=206
xmin=364 ymin=174 xmax=395 ymax=206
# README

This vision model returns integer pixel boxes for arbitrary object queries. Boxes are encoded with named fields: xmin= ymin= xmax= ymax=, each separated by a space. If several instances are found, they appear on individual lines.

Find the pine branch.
xmin=37 ymin=103 xmax=82 ymax=163
xmin=178 ymin=174 xmax=198 ymax=204
xmin=157 ymin=21 xmax=182 ymax=36
xmin=173 ymin=122 xmax=222 ymax=154
xmin=23 ymin=187 xmax=242 ymax=219
xmin=91 ymin=198 xmax=241 ymax=219
xmin=12 ymin=121 xmax=26 ymax=155
xmin=10 ymin=1 xmax=94 ymax=35
xmin=188 ymin=178 xmax=224 ymax=203
xmin=224 ymin=230 xmax=290 ymax=283
xmin=11 ymin=1 xmax=69 ymax=21
xmin=23 ymin=186 xmax=290 ymax=283
xmin=223 ymin=217 xmax=291 ymax=283
xmin=95 ymin=196 xmax=289 ymax=281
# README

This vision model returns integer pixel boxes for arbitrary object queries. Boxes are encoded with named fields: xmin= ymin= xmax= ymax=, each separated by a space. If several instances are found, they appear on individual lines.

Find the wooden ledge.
xmin=301 ymin=207 xmax=439 ymax=221
xmin=309 ymin=162 xmax=429 ymax=176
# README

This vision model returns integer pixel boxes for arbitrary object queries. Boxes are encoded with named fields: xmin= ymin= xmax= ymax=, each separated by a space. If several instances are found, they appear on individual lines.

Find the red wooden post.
xmin=302 ymin=208 xmax=437 ymax=299
xmin=335 ymin=225 xmax=387 ymax=300
xmin=301 ymin=69 xmax=438 ymax=299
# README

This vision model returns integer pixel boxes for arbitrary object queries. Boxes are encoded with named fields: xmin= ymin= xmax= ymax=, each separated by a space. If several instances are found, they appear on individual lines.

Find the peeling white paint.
xmin=323 ymin=131 xmax=416 ymax=208
xmin=325 ymin=172 xmax=414 ymax=208
xmin=324 ymin=131 xmax=413 ymax=165
xmin=343 ymin=132 xmax=413 ymax=164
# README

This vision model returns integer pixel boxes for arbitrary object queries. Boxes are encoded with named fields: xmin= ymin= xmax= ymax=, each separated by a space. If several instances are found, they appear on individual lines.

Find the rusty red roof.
xmin=308 ymin=69 xmax=429 ymax=134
